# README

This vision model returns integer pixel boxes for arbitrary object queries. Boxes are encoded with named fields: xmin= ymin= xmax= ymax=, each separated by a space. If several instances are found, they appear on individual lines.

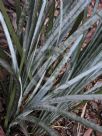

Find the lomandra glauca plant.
xmin=0 ymin=0 xmax=102 ymax=135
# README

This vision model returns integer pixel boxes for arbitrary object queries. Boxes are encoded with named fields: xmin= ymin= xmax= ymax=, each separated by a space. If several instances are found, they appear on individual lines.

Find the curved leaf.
xmin=18 ymin=115 xmax=58 ymax=136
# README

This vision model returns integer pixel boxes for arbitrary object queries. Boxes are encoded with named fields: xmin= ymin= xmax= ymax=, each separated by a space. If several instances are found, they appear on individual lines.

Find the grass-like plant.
xmin=0 ymin=0 xmax=102 ymax=135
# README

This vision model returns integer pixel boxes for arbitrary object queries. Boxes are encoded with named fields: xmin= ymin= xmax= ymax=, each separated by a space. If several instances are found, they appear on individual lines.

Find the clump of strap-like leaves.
xmin=0 ymin=0 xmax=102 ymax=135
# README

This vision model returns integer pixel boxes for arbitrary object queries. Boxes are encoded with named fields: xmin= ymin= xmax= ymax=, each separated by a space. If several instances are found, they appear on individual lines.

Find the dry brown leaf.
xmin=0 ymin=127 xmax=5 ymax=136
xmin=95 ymin=132 xmax=102 ymax=136
xmin=83 ymin=128 xmax=93 ymax=136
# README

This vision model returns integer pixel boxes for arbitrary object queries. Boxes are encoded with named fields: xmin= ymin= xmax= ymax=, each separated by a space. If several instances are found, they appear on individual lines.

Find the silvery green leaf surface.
xmin=1 ymin=0 xmax=102 ymax=135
